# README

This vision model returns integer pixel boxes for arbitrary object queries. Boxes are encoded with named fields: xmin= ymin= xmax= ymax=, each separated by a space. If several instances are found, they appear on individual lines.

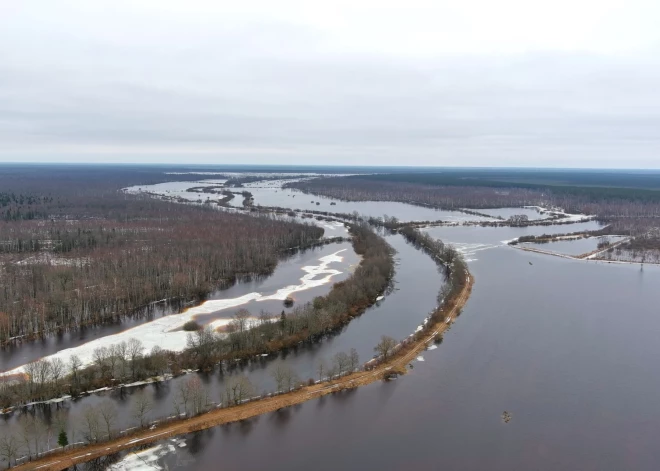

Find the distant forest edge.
xmin=331 ymin=171 xmax=660 ymax=201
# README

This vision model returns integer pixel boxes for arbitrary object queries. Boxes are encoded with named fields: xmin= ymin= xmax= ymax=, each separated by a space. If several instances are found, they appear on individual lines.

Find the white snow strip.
xmin=2 ymin=250 xmax=347 ymax=376
xmin=108 ymin=442 xmax=177 ymax=471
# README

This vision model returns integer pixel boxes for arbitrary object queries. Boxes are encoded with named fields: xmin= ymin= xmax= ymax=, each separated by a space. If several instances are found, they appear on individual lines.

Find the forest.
xmin=0 ymin=223 xmax=393 ymax=409
xmin=286 ymin=173 xmax=660 ymax=239
xmin=0 ymin=167 xmax=323 ymax=343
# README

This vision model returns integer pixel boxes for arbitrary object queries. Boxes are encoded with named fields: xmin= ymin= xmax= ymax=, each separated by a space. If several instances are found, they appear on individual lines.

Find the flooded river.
xmin=115 ymin=221 xmax=660 ymax=471
xmin=5 ymin=178 xmax=660 ymax=471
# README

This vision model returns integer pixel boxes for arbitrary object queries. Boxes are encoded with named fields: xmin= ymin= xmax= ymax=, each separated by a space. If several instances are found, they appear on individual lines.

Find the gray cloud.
xmin=2 ymin=1 xmax=660 ymax=167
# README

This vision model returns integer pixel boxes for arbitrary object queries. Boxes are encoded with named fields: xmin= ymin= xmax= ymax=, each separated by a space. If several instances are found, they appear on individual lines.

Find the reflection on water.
xmin=10 ymin=180 xmax=657 ymax=470
xmin=0 ymin=233 xmax=441 ymax=439
xmin=130 ymin=222 xmax=660 ymax=471
xmin=0 ymin=242 xmax=357 ymax=373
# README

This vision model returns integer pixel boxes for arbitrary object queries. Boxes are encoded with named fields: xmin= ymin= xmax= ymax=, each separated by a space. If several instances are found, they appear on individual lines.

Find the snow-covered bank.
xmin=1 ymin=250 xmax=347 ymax=376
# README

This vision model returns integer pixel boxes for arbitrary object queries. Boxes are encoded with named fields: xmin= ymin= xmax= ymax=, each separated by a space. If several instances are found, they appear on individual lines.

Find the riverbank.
xmin=13 ymin=265 xmax=473 ymax=471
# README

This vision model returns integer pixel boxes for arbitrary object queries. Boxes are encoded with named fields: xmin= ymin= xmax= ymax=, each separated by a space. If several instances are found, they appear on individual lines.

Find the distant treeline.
xmin=286 ymin=173 xmax=660 ymax=237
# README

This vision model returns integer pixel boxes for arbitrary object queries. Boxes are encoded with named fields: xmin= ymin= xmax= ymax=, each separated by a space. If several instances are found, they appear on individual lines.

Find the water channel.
xmin=5 ymin=178 xmax=659 ymax=471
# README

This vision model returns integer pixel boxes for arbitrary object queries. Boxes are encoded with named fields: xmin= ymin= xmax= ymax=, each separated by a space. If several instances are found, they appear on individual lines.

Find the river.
xmin=6 ymin=177 xmax=660 ymax=471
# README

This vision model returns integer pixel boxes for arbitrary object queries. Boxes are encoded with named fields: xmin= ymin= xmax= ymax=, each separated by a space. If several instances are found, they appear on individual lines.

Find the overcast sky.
xmin=2 ymin=0 xmax=660 ymax=168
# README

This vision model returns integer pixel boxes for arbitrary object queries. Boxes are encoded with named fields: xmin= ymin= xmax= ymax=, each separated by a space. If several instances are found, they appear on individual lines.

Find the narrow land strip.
xmin=15 ymin=275 xmax=474 ymax=471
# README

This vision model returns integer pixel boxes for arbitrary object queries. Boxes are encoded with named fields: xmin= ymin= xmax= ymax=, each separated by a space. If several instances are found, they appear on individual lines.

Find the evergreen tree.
xmin=57 ymin=429 xmax=69 ymax=448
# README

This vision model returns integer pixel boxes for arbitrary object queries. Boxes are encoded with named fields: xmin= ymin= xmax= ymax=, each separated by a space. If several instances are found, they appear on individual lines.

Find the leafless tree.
xmin=93 ymin=346 xmax=110 ymax=380
xmin=225 ymin=375 xmax=255 ymax=406
xmin=148 ymin=345 xmax=168 ymax=376
xmin=348 ymin=348 xmax=360 ymax=372
xmin=231 ymin=309 xmax=251 ymax=333
xmin=271 ymin=364 xmax=297 ymax=392
xmin=98 ymin=400 xmax=118 ymax=440
xmin=187 ymin=376 xmax=209 ymax=415
xmin=375 ymin=335 xmax=397 ymax=359
xmin=68 ymin=355 xmax=82 ymax=387
xmin=127 ymin=338 xmax=144 ymax=380
xmin=23 ymin=362 xmax=39 ymax=396
xmin=132 ymin=395 xmax=153 ymax=428
xmin=50 ymin=358 xmax=65 ymax=389
xmin=316 ymin=358 xmax=328 ymax=382
xmin=81 ymin=405 xmax=101 ymax=443
xmin=18 ymin=415 xmax=35 ymax=459
xmin=0 ymin=434 xmax=22 ymax=468
xmin=333 ymin=352 xmax=350 ymax=376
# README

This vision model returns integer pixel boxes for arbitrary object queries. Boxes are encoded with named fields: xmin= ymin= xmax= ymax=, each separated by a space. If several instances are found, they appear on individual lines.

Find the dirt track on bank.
xmin=15 ymin=275 xmax=474 ymax=471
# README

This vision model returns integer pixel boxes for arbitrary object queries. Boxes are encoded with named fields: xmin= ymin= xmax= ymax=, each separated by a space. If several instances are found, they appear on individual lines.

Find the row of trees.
xmin=1 ymin=222 xmax=393 ymax=407
xmin=0 ymin=345 xmax=367 ymax=468
xmin=0 ymin=337 xmax=169 ymax=407
xmin=287 ymin=175 xmax=660 ymax=239
xmin=182 ymin=222 xmax=394 ymax=370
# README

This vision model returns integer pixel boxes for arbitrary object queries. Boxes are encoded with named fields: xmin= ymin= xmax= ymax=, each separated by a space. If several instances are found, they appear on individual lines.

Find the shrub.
xmin=183 ymin=320 xmax=202 ymax=331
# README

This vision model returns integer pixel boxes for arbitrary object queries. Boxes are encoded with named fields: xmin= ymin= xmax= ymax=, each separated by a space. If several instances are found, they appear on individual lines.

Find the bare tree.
xmin=176 ymin=380 xmax=191 ymax=416
xmin=93 ymin=346 xmax=110 ymax=380
xmin=98 ymin=400 xmax=118 ymax=440
xmin=0 ymin=434 xmax=22 ymax=468
xmin=225 ymin=375 xmax=255 ymax=406
xmin=186 ymin=327 xmax=216 ymax=370
xmin=81 ymin=405 xmax=100 ymax=443
xmin=187 ymin=376 xmax=209 ymax=415
xmin=23 ymin=362 xmax=39 ymax=396
xmin=126 ymin=338 xmax=144 ymax=380
xmin=333 ymin=352 xmax=350 ymax=376
xmin=50 ymin=358 xmax=66 ymax=389
xmin=132 ymin=395 xmax=153 ymax=428
xmin=18 ymin=415 xmax=35 ymax=459
xmin=316 ymin=358 xmax=328 ymax=382
xmin=271 ymin=364 xmax=296 ymax=393
xmin=108 ymin=344 xmax=122 ymax=379
xmin=35 ymin=359 xmax=52 ymax=396
xmin=231 ymin=309 xmax=251 ymax=333
xmin=116 ymin=340 xmax=129 ymax=379
xmin=148 ymin=345 xmax=168 ymax=376
xmin=375 ymin=335 xmax=397 ymax=360
xmin=68 ymin=355 xmax=83 ymax=388
xmin=348 ymin=348 xmax=360 ymax=372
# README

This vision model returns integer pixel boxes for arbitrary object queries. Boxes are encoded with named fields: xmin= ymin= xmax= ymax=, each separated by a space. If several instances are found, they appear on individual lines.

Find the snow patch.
xmin=2 ymin=251 xmax=347 ymax=376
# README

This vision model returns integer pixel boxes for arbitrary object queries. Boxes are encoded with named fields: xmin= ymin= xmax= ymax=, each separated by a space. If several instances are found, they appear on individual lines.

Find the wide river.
xmin=6 ymin=178 xmax=660 ymax=471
